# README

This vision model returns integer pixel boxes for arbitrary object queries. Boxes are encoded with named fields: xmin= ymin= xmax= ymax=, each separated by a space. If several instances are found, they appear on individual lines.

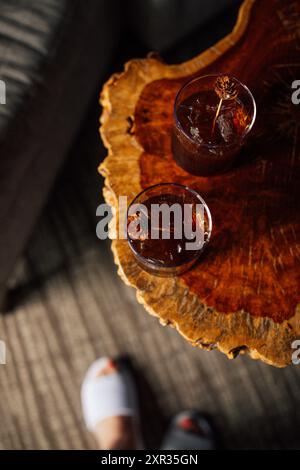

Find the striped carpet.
xmin=1 ymin=103 xmax=300 ymax=450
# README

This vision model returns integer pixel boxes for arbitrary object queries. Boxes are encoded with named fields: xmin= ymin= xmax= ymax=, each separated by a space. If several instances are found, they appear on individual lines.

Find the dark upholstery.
xmin=0 ymin=0 xmax=120 ymax=292
xmin=0 ymin=0 xmax=67 ymax=135
xmin=128 ymin=0 xmax=241 ymax=50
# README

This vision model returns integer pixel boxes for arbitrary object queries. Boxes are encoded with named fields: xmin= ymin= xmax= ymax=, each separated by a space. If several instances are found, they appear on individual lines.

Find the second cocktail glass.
xmin=127 ymin=183 xmax=212 ymax=277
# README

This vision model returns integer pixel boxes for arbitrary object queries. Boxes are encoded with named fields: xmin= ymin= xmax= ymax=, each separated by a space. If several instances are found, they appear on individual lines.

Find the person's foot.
xmin=81 ymin=357 xmax=142 ymax=450
xmin=161 ymin=410 xmax=216 ymax=450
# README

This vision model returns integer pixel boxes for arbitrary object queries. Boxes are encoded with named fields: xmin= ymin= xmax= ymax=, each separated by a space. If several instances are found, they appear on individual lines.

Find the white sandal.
xmin=81 ymin=357 xmax=143 ymax=449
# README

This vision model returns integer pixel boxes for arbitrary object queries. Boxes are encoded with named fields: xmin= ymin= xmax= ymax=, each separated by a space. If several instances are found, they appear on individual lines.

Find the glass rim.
xmin=127 ymin=182 xmax=213 ymax=268
xmin=173 ymin=73 xmax=257 ymax=149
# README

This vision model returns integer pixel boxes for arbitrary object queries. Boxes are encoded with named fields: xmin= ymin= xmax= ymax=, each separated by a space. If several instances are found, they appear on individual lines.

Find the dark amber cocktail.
xmin=172 ymin=74 xmax=256 ymax=176
xmin=127 ymin=183 xmax=212 ymax=277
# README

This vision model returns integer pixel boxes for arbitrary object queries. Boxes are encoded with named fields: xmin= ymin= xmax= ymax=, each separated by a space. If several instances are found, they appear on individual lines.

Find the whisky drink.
xmin=172 ymin=74 xmax=256 ymax=176
xmin=127 ymin=183 xmax=212 ymax=276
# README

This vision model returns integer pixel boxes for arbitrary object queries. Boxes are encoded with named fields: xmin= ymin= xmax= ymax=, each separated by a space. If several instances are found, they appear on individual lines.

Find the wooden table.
xmin=99 ymin=0 xmax=300 ymax=367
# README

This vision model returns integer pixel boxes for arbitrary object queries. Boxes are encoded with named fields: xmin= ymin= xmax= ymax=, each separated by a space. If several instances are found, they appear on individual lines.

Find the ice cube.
xmin=177 ymin=244 xmax=182 ymax=254
xmin=190 ymin=127 xmax=203 ymax=143
xmin=217 ymin=113 xmax=235 ymax=143
xmin=190 ymin=126 xmax=199 ymax=138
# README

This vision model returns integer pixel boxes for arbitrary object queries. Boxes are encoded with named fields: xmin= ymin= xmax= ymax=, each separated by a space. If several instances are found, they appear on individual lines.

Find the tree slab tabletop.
xmin=99 ymin=0 xmax=300 ymax=367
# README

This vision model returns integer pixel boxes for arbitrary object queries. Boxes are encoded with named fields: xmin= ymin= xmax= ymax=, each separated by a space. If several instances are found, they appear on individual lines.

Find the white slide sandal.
xmin=81 ymin=357 xmax=143 ymax=449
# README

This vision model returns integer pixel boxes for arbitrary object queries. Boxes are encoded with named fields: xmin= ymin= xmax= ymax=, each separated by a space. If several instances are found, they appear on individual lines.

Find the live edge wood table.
xmin=99 ymin=0 xmax=300 ymax=367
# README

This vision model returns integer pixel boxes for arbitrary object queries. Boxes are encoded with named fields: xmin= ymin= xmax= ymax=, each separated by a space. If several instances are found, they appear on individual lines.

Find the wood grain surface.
xmin=99 ymin=0 xmax=300 ymax=367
